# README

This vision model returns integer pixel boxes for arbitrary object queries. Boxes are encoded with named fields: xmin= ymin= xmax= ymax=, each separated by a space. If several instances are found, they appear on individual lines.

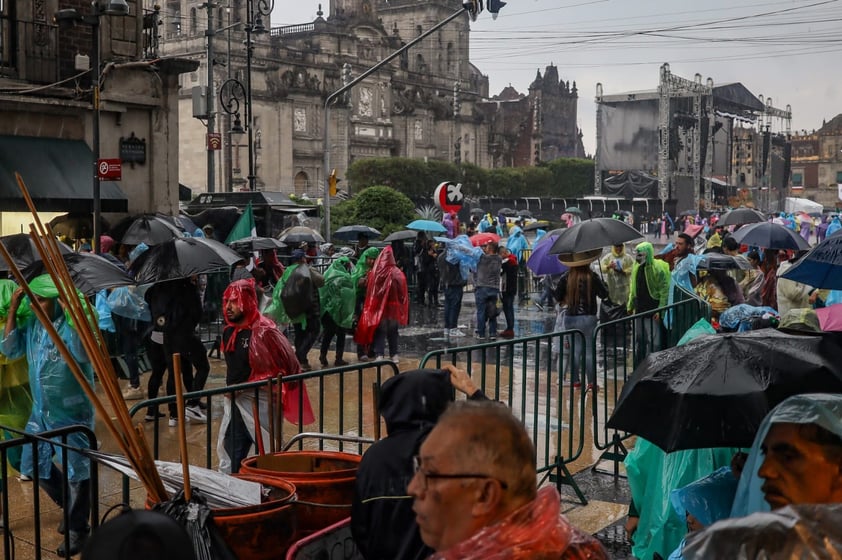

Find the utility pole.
xmin=204 ymin=2 xmax=217 ymax=192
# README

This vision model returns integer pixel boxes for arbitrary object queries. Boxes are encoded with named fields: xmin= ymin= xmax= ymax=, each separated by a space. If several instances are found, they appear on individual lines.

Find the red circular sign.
xmin=434 ymin=181 xmax=463 ymax=214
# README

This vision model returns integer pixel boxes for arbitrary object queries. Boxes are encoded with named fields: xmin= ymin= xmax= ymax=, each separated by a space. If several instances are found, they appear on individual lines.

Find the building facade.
xmin=790 ymin=114 xmax=842 ymax=208
xmin=159 ymin=0 xmax=585 ymax=197
xmin=0 ymin=0 xmax=195 ymax=235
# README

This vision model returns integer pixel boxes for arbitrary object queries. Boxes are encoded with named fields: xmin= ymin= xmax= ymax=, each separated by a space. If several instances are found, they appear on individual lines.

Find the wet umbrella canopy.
xmin=549 ymin=218 xmax=642 ymax=254
xmin=527 ymin=234 xmax=568 ymax=276
xmin=121 ymin=215 xmax=185 ymax=246
xmin=696 ymin=253 xmax=752 ymax=271
xmin=227 ymin=236 xmax=286 ymax=252
xmin=277 ymin=226 xmax=325 ymax=244
xmin=607 ymin=329 xmax=842 ymax=452
xmin=383 ymin=230 xmax=419 ymax=242
xmin=130 ymin=237 xmax=243 ymax=284
xmin=717 ymin=208 xmax=766 ymax=227
xmin=731 ymin=222 xmax=810 ymax=251
xmin=780 ymin=234 xmax=842 ymax=290
xmin=22 ymin=252 xmax=135 ymax=296
xmin=0 ymin=233 xmax=72 ymax=271
xmin=333 ymin=225 xmax=381 ymax=241
xmin=406 ymin=219 xmax=446 ymax=233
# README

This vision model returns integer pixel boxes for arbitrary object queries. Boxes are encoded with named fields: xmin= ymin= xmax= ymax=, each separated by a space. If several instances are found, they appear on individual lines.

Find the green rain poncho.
xmin=0 ymin=279 xmax=34 ymax=476
xmin=1 ymin=275 xmax=95 ymax=483
xmin=352 ymin=247 xmax=381 ymax=297
xmin=319 ymin=257 xmax=356 ymax=329
xmin=265 ymin=263 xmax=300 ymax=325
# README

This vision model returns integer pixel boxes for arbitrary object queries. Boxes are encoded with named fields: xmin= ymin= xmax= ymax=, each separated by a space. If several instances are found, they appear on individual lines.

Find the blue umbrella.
xmin=527 ymin=234 xmax=569 ymax=276
xmin=406 ymin=219 xmax=447 ymax=233
xmin=781 ymin=234 xmax=842 ymax=289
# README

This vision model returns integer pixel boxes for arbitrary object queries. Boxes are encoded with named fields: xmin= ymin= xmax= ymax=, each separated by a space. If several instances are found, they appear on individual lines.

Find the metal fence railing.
xmin=419 ymin=330 xmax=590 ymax=504
xmin=591 ymin=285 xmax=710 ymax=475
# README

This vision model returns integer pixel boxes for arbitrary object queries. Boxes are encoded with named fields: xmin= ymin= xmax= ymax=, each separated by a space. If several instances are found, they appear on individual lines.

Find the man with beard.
xmin=217 ymin=278 xmax=313 ymax=473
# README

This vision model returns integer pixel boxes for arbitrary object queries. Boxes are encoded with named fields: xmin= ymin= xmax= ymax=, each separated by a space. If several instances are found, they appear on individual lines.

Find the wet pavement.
xmin=1 ymin=289 xmax=635 ymax=559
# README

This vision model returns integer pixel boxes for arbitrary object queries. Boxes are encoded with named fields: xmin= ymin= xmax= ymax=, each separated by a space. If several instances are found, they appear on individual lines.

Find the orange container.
xmin=147 ymin=476 xmax=299 ymax=560
xmin=239 ymin=450 xmax=361 ymax=534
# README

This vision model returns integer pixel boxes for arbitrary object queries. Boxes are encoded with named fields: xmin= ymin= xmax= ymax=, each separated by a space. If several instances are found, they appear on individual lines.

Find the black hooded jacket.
xmin=351 ymin=369 xmax=453 ymax=560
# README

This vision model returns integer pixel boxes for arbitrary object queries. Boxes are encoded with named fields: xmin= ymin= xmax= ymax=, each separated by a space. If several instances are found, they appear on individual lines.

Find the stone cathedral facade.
xmin=159 ymin=0 xmax=585 ymax=196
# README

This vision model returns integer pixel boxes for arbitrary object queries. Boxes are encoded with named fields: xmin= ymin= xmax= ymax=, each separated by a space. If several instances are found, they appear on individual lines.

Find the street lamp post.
xmin=55 ymin=0 xmax=129 ymax=254
xmin=244 ymin=0 xmax=273 ymax=191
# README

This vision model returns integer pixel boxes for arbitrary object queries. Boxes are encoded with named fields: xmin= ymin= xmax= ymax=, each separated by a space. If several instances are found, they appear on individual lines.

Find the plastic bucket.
xmin=239 ymin=450 xmax=361 ymax=534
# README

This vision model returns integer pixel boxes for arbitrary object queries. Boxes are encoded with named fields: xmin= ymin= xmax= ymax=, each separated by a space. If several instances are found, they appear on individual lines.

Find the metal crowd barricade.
xmin=0 ymin=425 xmax=100 ymax=560
xmin=591 ymin=285 xmax=710 ymax=476
xmin=126 ymin=360 xmax=400 ymax=476
xmin=418 ymin=330 xmax=590 ymax=505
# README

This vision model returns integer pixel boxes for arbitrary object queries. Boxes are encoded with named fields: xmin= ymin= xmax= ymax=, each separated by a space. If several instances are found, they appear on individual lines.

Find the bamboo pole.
xmin=274 ymin=373 xmax=284 ymax=452
xmin=266 ymin=382 xmax=276 ymax=454
xmin=13 ymin=172 xmax=168 ymax=502
xmin=172 ymin=354 xmax=192 ymax=501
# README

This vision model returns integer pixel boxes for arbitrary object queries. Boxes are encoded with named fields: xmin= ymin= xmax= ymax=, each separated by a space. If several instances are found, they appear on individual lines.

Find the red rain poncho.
xmin=431 ymin=486 xmax=608 ymax=560
xmin=354 ymin=246 xmax=408 ymax=346
xmin=222 ymin=279 xmax=314 ymax=424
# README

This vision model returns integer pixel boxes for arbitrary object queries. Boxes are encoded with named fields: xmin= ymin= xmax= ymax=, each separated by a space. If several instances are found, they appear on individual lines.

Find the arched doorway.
xmin=294 ymin=171 xmax=309 ymax=195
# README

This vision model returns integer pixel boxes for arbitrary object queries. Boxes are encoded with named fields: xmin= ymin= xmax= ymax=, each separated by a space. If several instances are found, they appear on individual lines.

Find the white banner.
xmin=838 ymin=183 xmax=842 ymax=201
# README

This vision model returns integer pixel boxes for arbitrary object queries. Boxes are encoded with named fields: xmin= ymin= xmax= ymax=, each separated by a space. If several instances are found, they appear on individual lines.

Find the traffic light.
xmin=462 ymin=0 xmax=482 ymax=21
xmin=453 ymin=82 xmax=461 ymax=117
xmin=487 ymin=0 xmax=505 ymax=19
xmin=329 ymin=168 xmax=339 ymax=196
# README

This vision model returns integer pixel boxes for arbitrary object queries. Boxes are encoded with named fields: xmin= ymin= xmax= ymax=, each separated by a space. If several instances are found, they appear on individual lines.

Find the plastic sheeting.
xmin=319 ymin=257 xmax=356 ymax=329
xmin=444 ymin=235 xmax=482 ymax=281
xmin=718 ymin=304 xmax=779 ymax=332
xmin=431 ymin=486 xmax=608 ymax=560
xmin=670 ymin=467 xmax=738 ymax=528
xmin=683 ymin=503 xmax=842 ymax=559
xmin=106 ymin=286 xmax=152 ymax=322
xmin=354 ymin=247 xmax=408 ymax=347
xmin=730 ymin=393 xmax=842 ymax=520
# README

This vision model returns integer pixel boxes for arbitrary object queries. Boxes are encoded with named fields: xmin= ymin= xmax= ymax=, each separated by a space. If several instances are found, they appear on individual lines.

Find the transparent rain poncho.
xmin=444 ymin=235 xmax=482 ymax=281
xmin=319 ymin=257 xmax=356 ymax=329
xmin=1 ymin=275 xmax=95 ymax=482
xmin=431 ymin=486 xmax=608 ymax=560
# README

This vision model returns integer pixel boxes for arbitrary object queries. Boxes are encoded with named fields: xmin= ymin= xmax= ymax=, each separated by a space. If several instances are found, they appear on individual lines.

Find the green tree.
xmin=330 ymin=185 xmax=416 ymax=239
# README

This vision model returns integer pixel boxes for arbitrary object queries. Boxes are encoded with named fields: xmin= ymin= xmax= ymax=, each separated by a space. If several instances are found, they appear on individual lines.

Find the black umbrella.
xmin=162 ymin=213 xmax=200 ymax=236
xmin=129 ymin=237 xmax=243 ymax=284
xmin=549 ymin=218 xmax=643 ymax=254
xmin=731 ymin=222 xmax=810 ymax=251
xmin=383 ymin=229 xmax=419 ymax=242
xmin=497 ymin=208 xmax=517 ymax=216
xmin=22 ymin=252 xmax=135 ymax=296
xmin=522 ymin=221 xmax=550 ymax=232
xmin=48 ymin=213 xmax=110 ymax=241
xmin=717 ymin=207 xmax=766 ymax=227
xmin=696 ymin=253 xmax=752 ymax=271
xmin=0 ymin=233 xmax=73 ymax=272
xmin=469 ymin=208 xmax=486 ymax=216
xmin=121 ymin=215 xmax=185 ymax=246
xmin=606 ymin=329 xmax=842 ymax=452
xmin=277 ymin=226 xmax=325 ymax=244
xmin=516 ymin=210 xmax=533 ymax=218
xmin=680 ymin=209 xmax=698 ymax=217
xmin=228 ymin=236 xmax=286 ymax=252
xmin=333 ymin=225 xmax=381 ymax=241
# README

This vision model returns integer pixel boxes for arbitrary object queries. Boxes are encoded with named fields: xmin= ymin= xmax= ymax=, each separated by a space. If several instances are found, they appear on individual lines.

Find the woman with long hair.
xmin=553 ymin=249 xmax=608 ymax=389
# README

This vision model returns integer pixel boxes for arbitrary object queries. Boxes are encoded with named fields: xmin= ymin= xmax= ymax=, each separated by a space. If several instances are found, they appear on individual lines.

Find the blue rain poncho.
xmin=718 ymin=304 xmax=779 ymax=332
xmin=729 ymin=393 xmax=842 ymax=520
xmin=1 ymin=275 xmax=95 ymax=482
xmin=667 ymin=467 xmax=738 ymax=559
xmin=444 ymin=235 xmax=482 ymax=281
xmin=506 ymin=226 xmax=529 ymax=262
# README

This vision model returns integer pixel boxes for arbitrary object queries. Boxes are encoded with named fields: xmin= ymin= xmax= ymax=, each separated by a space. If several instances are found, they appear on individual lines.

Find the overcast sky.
xmin=273 ymin=0 xmax=842 ymax=155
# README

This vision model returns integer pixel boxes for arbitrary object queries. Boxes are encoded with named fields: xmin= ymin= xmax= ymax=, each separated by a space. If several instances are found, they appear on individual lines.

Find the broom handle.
xmin=173 ymin=353 xmax=192 ymax=501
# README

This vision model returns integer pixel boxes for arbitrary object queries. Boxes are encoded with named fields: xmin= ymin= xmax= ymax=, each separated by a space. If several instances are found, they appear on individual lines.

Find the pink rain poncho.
xmin=222 ymin=279 xmax=314 ymax=424
xmin=430 ymin=486 xmax=608 ymax=560
xmin=354 ymin=247 xmax=408 ymax=346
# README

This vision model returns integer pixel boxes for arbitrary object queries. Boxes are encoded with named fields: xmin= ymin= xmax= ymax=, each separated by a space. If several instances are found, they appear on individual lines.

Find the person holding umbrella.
xmin=553 ymin=249 xmax=607 ymax=389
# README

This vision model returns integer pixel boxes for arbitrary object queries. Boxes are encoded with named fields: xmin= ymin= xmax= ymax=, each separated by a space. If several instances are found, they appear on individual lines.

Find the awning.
xmin=0 ymin=135 xmax=128 ymax=213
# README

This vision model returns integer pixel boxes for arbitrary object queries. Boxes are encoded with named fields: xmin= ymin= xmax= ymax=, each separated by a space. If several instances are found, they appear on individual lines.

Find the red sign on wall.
xmin=97 ymin=158 xmax=122 ymax=181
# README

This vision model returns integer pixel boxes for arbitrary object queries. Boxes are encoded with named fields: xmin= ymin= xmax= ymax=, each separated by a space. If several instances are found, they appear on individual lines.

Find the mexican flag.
xmin=225 ymin=202 xmax=257 ymax=243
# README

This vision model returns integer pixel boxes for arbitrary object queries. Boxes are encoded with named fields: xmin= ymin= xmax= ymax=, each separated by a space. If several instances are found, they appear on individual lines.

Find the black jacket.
xmin=351 ymin=369 xmax=452 ymax=560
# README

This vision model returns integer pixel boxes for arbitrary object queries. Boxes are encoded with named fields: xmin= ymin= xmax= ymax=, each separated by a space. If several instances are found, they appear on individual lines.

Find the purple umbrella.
xmin=527 ymin=234 xmax=569 ymax=276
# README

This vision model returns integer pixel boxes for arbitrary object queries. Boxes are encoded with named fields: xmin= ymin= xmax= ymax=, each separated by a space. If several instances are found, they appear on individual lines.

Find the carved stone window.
xmin=294 ymin=108 xmax=307 ymax=133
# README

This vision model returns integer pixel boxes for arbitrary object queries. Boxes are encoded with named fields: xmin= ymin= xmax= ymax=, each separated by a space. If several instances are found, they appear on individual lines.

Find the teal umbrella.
xmin=406 ymin=219 xmax=446 ymax=233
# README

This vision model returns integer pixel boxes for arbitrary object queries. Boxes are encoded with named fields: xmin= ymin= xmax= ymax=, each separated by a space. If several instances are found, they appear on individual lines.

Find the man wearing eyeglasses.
xmin=408 ymin=400 xmax=607 ymax=559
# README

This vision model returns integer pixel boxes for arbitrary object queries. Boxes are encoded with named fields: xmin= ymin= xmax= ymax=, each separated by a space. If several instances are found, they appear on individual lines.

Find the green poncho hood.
xmin=628 ymin=242 xmax=670 ymax=311
xmin=0 ymin=279 xmax=31 ymax=323
xmin=352 ymin=247 xmax=381 ymax=295
xmin=27 ymin=274 xmax=97 ymax=329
